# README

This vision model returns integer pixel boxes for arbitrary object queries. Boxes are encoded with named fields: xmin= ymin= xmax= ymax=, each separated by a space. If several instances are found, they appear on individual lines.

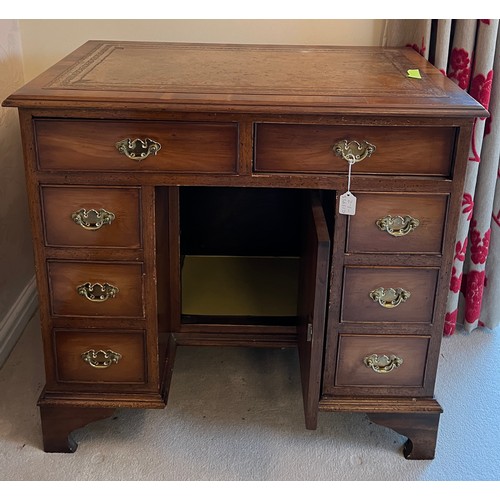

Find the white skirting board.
xmin=0 ymin=275 xmax=38 ymax=368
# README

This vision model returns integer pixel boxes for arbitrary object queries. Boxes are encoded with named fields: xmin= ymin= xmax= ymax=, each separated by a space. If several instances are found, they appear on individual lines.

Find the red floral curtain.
xmin=383 ymin=19 xmax=500 ymax=335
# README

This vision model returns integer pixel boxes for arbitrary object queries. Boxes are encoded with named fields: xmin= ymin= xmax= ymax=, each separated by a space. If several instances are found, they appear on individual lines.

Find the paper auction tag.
xmin=339 ymin=191 xmax=357 ymax=215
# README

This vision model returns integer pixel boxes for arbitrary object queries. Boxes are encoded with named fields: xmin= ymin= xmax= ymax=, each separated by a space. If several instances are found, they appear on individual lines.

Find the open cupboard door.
xmin=297 ymin=191 xmax=331 ymax=430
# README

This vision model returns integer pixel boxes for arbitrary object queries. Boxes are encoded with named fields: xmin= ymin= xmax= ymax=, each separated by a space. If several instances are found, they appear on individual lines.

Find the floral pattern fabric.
xmin=383 ymin=19 xmax=500 ymax=334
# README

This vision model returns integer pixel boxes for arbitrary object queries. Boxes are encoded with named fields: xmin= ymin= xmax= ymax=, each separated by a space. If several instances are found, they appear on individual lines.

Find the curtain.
xmin=383 ymin=19 xmax=500 ymax=335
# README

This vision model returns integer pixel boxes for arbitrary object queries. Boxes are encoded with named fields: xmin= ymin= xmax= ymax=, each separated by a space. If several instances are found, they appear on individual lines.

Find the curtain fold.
xmin=383 ymin=19 xmax=500 ymax=334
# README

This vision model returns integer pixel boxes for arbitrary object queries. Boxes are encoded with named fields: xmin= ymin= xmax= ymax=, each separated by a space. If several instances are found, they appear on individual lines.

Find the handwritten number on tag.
xmin=339 ymin=191 xmax=357 ymax=215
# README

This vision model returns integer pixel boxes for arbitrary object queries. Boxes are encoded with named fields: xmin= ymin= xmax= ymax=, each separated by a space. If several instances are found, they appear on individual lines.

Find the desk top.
xmin=3 ymin=40 xmax=486 ymax=117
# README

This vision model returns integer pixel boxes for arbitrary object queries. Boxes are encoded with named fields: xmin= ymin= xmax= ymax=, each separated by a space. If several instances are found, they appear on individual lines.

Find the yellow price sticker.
xmin=407 ymin=69 xmax=422 ymax=79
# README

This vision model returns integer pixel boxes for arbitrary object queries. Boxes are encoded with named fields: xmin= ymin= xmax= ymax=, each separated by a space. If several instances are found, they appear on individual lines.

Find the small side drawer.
xmin=48 ymin=261 xmax=144 ymax=318
xmin=54 ymin=330 xmax=146 ymax=384
xmin=35 ymin=119 xmax=238 ymax=173
xmin=255 ymin=123 xmax=455 ymax=176
xmin=335 ymin=334 xmax=429 ymax=387
xmin=346 ymin=193 xmax=448 ymax=254
xmin=41 ymin=186 xmax=141 ymax=248
xmin=341 ymin=267 xmax=439 ymax=324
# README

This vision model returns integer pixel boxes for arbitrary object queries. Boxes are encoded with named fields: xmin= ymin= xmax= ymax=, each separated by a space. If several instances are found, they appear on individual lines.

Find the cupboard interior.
xmin=177 ymin=187 xmax=333 ymax=326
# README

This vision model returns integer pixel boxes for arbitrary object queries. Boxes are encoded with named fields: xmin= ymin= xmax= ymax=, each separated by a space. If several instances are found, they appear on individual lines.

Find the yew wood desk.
xmin=3 ymin=41 xmax=486 ymax=459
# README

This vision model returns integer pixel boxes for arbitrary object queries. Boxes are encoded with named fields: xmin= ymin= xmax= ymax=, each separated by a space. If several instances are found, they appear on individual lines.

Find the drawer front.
xmin=54 ymin=330 xmax=146 ymax=384
xmin=342 ymin=267 xmax=439 ymax=323
xmin=335 ymin=334 xmax=429 ymax=387
xmin=41 ymin=186 xmax=141 ymax=248
xmin=346 ymin=193 xmax=448 ymax=254
xmin=48 ymin=261 xmax=144 ymax=318
xmin=255 ymin=123 xmax=454 ymax=176
xmin=35 ymin=119 xmax=238 ymax=173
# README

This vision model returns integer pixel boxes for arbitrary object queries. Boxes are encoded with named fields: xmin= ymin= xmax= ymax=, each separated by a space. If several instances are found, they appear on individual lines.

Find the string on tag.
xmin=339 ymin=157 xmax=357 ymax=216
xmin=347 ymin=158 xmax=353 ymax=192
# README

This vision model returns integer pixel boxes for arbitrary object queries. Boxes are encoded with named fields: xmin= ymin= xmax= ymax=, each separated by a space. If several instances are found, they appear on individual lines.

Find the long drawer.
xmin=54 ymin=329 xmax=146 ymax=384
xmin=47 ymin=261 xmax=145 ymax=318
xmin=346 ymin=193 xmax=448 ymax=254
xmin=335 ymin=334 xmax=429 ymax=388
xmin=35 ymin=119 xmax=239 ymax=173
xmin=41 ymin=186 xmax=141 ymax=248
xmin=341 ymin=266 xmax=439 ymax=324
xmin=254 ymin=123 xmax=455 ymax=176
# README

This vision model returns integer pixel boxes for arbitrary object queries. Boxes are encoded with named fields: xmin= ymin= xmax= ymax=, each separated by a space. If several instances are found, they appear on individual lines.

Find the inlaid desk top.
xmin=4 ymin=40 xmax=486 ymax=116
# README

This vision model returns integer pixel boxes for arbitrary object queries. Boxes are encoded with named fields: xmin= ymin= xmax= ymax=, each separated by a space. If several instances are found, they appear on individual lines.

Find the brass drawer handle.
xmin=376 ymin=215 xmax=420 ymax=237
xmin=369 ymin=287 xmax=410 ymax=308
xmin=81 ymin=349 xmax=122 ymax=369
xmin=333 ymin=140 xmax=376 ymax=164
xmin=115 ymin=138 xmax=161 ymax=161
xmin=71 ymin=208 xmax=115 ymax=231
xmin=364 ymin=353 xmax=403 ymax=374
xmin=77 ymin=282 xmax=119 ymax=302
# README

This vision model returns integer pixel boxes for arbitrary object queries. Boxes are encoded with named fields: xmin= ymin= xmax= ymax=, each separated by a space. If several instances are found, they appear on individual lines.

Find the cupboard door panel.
xmin=298 ymin=191 xmax=331 ymax=430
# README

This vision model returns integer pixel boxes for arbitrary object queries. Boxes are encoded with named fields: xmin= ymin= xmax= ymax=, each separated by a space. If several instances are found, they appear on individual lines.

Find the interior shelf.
xmin=181 ymin=255 xmax=299 ymax=318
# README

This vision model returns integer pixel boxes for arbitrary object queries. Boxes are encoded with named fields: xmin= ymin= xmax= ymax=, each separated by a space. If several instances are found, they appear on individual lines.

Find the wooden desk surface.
xmin=3 ymin=41 xmax=486 ymax=117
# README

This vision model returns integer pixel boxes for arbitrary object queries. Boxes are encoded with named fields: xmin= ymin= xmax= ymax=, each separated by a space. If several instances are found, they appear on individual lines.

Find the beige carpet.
xmin=0 ymin=312 xmax=499 ymax=481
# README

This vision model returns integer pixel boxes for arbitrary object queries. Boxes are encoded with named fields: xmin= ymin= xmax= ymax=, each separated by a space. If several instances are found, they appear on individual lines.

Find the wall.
xmin=19 ymin=19 xmax=385 ymax=80
xmin=0 ymin=20 xmax=36 ymax=366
